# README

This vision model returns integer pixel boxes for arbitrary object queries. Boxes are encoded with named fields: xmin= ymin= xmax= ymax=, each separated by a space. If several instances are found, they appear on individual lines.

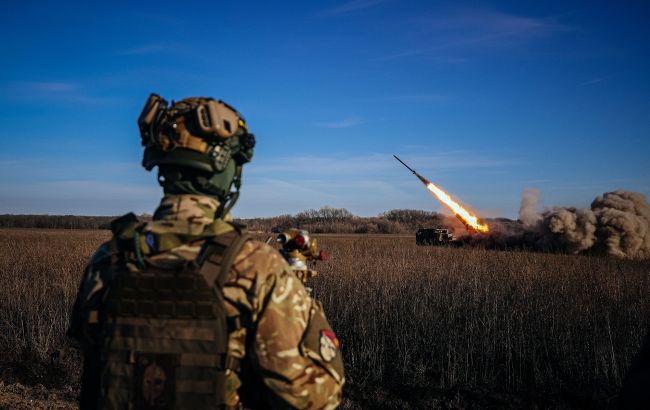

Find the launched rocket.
xmin=393 ymin=155 xmax=429 ymax=186
xmin=393 ymin=154 xmax=490 ymax=234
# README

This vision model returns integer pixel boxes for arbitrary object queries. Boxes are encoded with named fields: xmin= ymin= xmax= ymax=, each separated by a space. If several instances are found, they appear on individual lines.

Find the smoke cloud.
xmin=517 ymin=190 xmax=650 ymax=259
xmin=591 ymin=191 xmax=650 ymax=258
xmin=540 ymin=207 xmax=597 ymax=253
xmin=519 ymin=188 xmax=542 ymax=227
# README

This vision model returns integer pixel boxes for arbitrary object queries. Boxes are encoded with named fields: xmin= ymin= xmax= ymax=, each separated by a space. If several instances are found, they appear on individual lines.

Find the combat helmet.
xmin=138 ymin=94 xmax=255 ymax=217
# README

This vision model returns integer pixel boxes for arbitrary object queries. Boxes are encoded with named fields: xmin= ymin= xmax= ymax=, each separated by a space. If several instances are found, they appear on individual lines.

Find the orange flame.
xmin=426 ymin=182 xmax=489 ymax=233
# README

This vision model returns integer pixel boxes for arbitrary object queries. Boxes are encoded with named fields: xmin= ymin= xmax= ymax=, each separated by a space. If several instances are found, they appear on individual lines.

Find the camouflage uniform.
xmin=68 ymin=195 xmax=344 ymax=409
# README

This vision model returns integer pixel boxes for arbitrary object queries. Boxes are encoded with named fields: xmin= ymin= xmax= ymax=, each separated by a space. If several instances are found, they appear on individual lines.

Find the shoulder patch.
xmin=319 ymin=330 xmax=340 ymax=362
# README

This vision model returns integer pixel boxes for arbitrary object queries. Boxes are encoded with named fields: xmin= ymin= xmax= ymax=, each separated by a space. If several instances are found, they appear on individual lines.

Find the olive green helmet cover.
xmin=138 ymin=94 xmax=255 ymax=216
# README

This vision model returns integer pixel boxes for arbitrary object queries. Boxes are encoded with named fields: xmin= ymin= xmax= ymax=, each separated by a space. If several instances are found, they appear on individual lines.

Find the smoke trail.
xmin=519 ymin=188 xmax=542 ymax=227
xmin=514 ymin=189 xmax=650 ymax=258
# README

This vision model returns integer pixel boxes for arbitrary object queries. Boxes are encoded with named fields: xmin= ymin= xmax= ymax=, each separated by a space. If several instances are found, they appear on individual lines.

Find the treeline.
xmin=0 ymin=208 xmax=448 ymax=233
xmin=238 ymin=207 xmax=447 ymax=234
xmin=0 ymin=214 xmax=151 ymax=230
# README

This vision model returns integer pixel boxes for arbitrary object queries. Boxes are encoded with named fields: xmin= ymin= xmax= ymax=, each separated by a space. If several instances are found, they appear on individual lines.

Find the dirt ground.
xmin=0 ymin=382 xmax=77 ymax=409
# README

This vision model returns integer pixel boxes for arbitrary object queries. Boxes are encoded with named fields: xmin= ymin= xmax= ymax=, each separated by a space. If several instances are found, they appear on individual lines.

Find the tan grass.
xmin=312 ymin=236 xmax=650 ymax=405
xmin=0 ymin=229 xmax=109 ymax=384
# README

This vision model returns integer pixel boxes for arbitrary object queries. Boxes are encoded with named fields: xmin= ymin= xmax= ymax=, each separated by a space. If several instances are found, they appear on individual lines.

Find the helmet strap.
xmin=216 ymin=165 xmax=242 ymax=218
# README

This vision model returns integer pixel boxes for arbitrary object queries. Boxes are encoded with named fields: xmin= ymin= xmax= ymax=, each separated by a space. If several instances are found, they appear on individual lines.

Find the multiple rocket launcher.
xmin=393 ymin=155 xmax=489 ymax=234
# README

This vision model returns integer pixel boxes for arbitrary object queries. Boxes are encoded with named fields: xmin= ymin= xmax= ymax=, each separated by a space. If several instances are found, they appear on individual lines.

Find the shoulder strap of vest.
xmin=197 ymin=225 xmax=251 ymax=289
xmin=110 ymin=212 xmax=140 ymax=238
xmin=109 ymin=212 xmax=144 ymax=263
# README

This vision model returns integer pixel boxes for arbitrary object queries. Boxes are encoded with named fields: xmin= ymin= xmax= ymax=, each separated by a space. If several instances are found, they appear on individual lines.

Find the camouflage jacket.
xmin=68 ymin=195 xmax=344 ymax=409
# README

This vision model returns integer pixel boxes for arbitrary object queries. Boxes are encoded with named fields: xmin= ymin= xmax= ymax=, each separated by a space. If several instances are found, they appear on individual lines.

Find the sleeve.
xmin=252 ymin=268 xmax=345 ymax=410
xmin=67 ymin=241 xmax=112 ymax=346
xmin=67 ymin=241 xmax=114 ymax=409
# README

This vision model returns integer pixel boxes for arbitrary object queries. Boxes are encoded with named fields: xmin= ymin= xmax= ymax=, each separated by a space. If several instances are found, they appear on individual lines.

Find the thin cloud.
xmin=0 ymin=180 xmax=159 ymax=216
xmin=1 ymin=81 xmax=121 ymax=104
xmin=321 ymin=0 xmax=387 ymax=16
xmin=0 ymin=158 xmax=145 ymax=183
xmin=117 ymin=44 xmax=167 ymax=55
xmin=580 ymin=74 xmax=616 ymax=86
xmin=316 ymin=116 xmax=364 ymax=128
xmin=248 ymin=151 xmax=512 ymax=177
xmin=22 ymin=82 xmax=77 ymax=92
xmin=382 ymin=9 xmax=569 ymax=61
xmin=383 ymin=93 xmax=451 ymax=104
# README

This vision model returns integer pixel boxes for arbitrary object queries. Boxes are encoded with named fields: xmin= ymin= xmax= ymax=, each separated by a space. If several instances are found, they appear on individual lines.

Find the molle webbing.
xmin=106 ymin=265 xmax=220 ymax=319
xmin=101 ymin=226 xmax=250 ymax=409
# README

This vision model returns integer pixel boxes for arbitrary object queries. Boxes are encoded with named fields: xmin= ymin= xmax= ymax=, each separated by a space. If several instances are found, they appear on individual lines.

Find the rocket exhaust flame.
xmin=425 ymin=181 xmax=490 ymax=233
xmin=394 ymin=155 xmax=489 ymax=234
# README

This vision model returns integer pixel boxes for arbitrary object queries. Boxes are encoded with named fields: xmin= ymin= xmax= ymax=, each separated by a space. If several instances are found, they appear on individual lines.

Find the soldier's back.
xmin=69 ymin=204 xmax=344 ymax=409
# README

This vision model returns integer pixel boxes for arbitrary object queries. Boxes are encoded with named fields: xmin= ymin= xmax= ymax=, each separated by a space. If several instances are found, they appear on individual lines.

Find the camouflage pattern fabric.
xmin=68 ymin=195 xmax=344 ymax=409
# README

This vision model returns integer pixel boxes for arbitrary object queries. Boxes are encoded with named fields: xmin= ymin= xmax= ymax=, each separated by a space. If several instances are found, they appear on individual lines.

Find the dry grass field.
xmin=0 ymin=228 xmax=649 ymax=408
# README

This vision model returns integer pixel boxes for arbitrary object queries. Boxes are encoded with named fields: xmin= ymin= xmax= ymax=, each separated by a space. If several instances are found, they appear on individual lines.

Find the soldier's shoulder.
xmin=228 ymin=239 xmax=288 ymax=284
xmin=88 ymin=240 xmax=114 ymax=268
xmin=87 ymin=212 xmax=139 ymax=268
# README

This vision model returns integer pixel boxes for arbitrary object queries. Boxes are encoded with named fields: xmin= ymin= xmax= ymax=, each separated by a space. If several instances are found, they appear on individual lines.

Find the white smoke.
xmin=519 ymin=188 xmax=542 ymax=227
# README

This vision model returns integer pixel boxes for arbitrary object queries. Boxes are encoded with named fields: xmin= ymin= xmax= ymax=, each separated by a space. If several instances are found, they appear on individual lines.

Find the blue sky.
xmin=1 ymin=0 xmax=649 ymax=218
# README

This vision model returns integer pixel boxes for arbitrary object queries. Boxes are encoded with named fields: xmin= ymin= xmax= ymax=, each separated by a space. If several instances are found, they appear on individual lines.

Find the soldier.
xmin=67 ymin=95 xmax=344 ymax=409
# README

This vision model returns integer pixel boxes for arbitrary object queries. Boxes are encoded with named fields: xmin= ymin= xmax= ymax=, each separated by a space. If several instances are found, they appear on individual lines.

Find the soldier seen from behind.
xmin=67 ymin=94 xmax=345 ymax=409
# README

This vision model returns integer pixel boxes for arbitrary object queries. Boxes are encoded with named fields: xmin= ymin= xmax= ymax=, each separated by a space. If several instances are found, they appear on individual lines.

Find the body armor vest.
xmin=98 ymin=216 xmax=249 ymax=409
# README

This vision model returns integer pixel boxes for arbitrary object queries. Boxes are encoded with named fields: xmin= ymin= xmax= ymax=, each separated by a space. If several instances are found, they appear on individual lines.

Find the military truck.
xmin=415 ymin=228 xmax=455 ymax=246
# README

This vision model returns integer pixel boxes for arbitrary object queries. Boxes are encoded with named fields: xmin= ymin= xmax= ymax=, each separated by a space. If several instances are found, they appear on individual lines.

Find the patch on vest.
xmin=135 ymin=353 xmax=176 ymax=409
xmin=319 ymin=330 xmax=340 ymax=362
xmin=145 ymin=233 xmax=156 ymax=252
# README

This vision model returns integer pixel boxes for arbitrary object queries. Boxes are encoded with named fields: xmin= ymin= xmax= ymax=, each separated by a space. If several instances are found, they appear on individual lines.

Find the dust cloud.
xmin=519 ymin=190 xmax=650 ymax=258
